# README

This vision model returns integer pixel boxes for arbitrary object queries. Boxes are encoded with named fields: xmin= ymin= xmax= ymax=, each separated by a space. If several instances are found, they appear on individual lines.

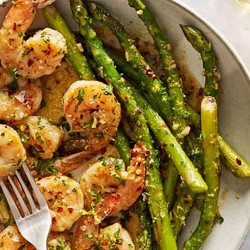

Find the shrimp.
xmin=47 ymin=231 xmax=72 ymax=250
xmin=54 ymin=80 xmax=121 ymax=172
xmin=0 ymin=124 xmax=26 ymax=178
xmin=0 ymin=225 xmax=71 ymax=249
xmin=0 ymin=0 xmax=67 ymax=79
xmin=0 ymin=67 xmax=42 ymax=121
xmin=14 ymin=116 xmax=63 ymax=159
xmin=0 ymin=225 xmax=29 ymax=250
xmin=80 ymin=142 xmax=146 ymax=216
xmin=75 ymin=218 xmax=135 ymax=250
xmin=64 ymin=80 xmax=121 ymax=151
xmin=37 ymin=174 xmax=84 ymax=232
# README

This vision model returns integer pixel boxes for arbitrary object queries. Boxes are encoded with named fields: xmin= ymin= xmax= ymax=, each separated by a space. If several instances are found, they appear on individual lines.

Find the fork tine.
xmin=22 ymin=163 xmax=48 ymax=208
xmin=0 ymin=181 xmax=22 ymax=222
xmin=15 ymin=170 xmax=38 ymax=213
xmin=8 ymin=176 xmax=30 ymax=216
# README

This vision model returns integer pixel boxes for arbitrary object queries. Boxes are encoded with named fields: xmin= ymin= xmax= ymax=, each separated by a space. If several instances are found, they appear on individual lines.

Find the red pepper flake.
xmin=145 ymin=150 xmax=151 ymax=157
xmin=184 ymin=193 xmax=189 ymax=199
xmin=56 ymin=80 xmax=60 ymax=84
xmin=236 ymin=158 xmax=242 ymax=166
xmin=162 ymin=173 xmax=167 ymax=179
xmin=57 ymin=206 xmax=63 ymax=213
xmin=100 ymin=101 xmax=105 ymax=104
xmin=162 ymin=124 xmax=167 ymax=128
xmin=163 ymin=143 xmax=167 ymax=147
xmin=52 ymin=217 xmax=57 ymax=223
xmin=48 ymin=199 xmax=53 ymax=203
xmin=223 ymin=155 xmax=227 ymax=160
xmin=135 ymin=108 xmax=142 ymax=114
xmin=145 ymin=68 xmax=157 ymax=80
xmin=48 ymin=190 xmax=53 ymax=194
xmin=68 ymin=208 xmax=73 ymax=214
xmin=13 ymin=22 xmax=17 ymax=30
xmin=28 ymin=59 xmax=33 ymax=67
xmin=100 ymin=147 xmax=106 ymax=154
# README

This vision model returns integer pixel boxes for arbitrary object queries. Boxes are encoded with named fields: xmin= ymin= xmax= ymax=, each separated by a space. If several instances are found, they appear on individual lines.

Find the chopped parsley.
xmin=33 ymin=156 xmax=58 ymax=175
xmin=90 ymin=189 xmax=100 ymax=202
xmin=75 ymin=87 xmax=86 ymax=109
xmin=8 ymin=79 xmax=19 ymax=91
xmin=35 ymin=132 xmax=44 ymax=144
xmin=102 ymin=85 xmax=113 ymax=95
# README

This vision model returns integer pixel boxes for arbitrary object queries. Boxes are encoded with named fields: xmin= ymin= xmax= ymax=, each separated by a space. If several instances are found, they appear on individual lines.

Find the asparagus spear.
xmin=181 ymin=25 xmax=220 ymax=102
xmin=183 ymin=96 xmax=220 ymax=250
xmin=43 ymin=6 xmax=95 ymax=80
xmin=136 ymin=199 xmax=154 ymax=250
xmin=114 ymin=126 xmax=131 ymax=167
xmin=70 ymin=1 xmax=176 ymax=248
xmin=171 ymin=131 xmax=203 ymax=238
xmin=87 ymin=2 xmax=173 ymax=127
xmin=188 ymin=108 xmax=250 ymax=177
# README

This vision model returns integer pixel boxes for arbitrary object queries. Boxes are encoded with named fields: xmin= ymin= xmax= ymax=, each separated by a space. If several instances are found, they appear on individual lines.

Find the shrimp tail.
xmin=95 ymin=193 xmax=119 ymax=222
xmin=110 ymin=141 xmax=147 ymax=215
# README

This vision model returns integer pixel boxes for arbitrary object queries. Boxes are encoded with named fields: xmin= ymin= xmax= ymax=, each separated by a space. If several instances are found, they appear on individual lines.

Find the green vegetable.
xmin=181 ymin=25 xmax=220 ymax=102
xmin=188 ymin=107 xmax=250 ymax=177
xmin=114 ymin=126 xmax=131 ymax=167
xmin=136 ymin=199 xmax=153 ymax=249
xmin=182 ymin=96 xmax=220 ymax=249
xmin=171 ymin=131 xmax=203 ymax=238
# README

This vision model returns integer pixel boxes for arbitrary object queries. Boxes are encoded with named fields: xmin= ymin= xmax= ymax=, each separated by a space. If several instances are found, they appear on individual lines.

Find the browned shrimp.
xmin=0 ymin=0 xmax=66 ymax=78
xmin=80 ymin=142 xmax=146 ymax=216
xmin=0 ymin=124 xmax=26 ymax=179
xmin=75 ymin=218 xmax=135 ymax=250
xmin=14 ymin=116 xmax=63 ymax=159
xmin=63 ymin=80 xmax=121 ymax=152
xmin=0 ymin=67 xmax=42 ymax=121
xmin=37 ymin=175 xmax=84 ymax=232
xmin=53 ymin=80 xmax=121 ymax=172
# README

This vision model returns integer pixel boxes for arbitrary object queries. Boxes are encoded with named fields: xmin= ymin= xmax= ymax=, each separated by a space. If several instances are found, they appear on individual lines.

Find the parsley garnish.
xmin=75 ymin=87 xmax=86 ymax=109
xmin=102 ymin=85 xmax=113 ymax=95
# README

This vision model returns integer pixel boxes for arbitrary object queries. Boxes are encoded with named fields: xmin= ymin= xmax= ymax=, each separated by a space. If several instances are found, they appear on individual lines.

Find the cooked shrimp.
xmin=0 ymin=67 xmax=42 ymax=121
xmin=0 ymin=225 xmax=28 ymax=249
xmin=47 ymin=231 xmax=72 ymax=250
xmin=80 ymin=142 xmax=146 ymax=216
xmin=0 ymin=124 xmax=26 ymax=178
xmin=0 ymin=225 xmax=71 ymax=249
xmin=75 ymin=219 xmax=135 ymax=250
xmin=37 ymin=175 xmax=84 ymax=232
xmin=14 ymin=116 xmax=63 ymax=159
xmin=64 ymin=80 xmax=121 ymax=152
xmin=0 ymin=0 xmax=67 ymax=78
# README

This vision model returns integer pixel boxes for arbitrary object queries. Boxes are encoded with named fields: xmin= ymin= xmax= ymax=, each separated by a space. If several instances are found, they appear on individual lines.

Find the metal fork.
xmin=0 ymin=163 xmax=51 ymax=250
